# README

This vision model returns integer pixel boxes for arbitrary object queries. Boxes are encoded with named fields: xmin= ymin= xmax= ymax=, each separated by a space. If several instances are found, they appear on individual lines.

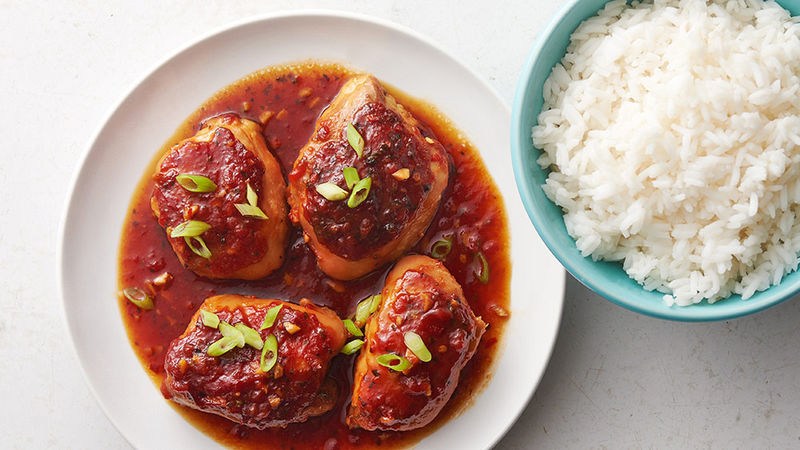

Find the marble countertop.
xmin=3 ymin=0 xmax=798 ymax=448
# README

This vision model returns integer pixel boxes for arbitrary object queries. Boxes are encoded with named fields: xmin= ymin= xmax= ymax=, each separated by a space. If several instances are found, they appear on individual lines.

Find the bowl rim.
xmin=510 ymin=0 xmax=799 ymax=322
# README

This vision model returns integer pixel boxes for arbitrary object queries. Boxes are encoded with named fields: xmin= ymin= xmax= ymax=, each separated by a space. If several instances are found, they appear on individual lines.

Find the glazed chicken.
xmin=152 ymin=113 xmax=288 ymax=279
xmin=162 ymin=294 xmax=346 ymax=429
xmin=287 ymin=75 xmax=450 ymax=280
xmin=348 ymin=255 xmax=486 ymax=431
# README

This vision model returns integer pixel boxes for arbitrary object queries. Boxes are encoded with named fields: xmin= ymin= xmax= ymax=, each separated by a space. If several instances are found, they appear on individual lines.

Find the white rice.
xmin=532 ymin=0 xmax=800 ymax=305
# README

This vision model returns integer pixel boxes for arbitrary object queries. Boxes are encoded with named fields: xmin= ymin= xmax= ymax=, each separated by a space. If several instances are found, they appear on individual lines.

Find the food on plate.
xmin=532 ymin=0 xmax=800 ymax=305
xmin=287 ymin=74 xmax=450 ymax=280
xmin=151 ymin=113 xmax=289 ymax=279
xmin=119 ymin=62 xmax=510 ymax=449
xmin=161 ymin=294 xmax=346 ymax=428
xmin=348 ymin=255 xmax=486 ymax=431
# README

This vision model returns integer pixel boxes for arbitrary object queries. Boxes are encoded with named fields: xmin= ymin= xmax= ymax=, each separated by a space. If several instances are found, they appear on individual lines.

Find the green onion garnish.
xmin=474 ymin=251 xmax=490 ymax=284
xmin=184 ymin=236 xmax=212 ymax=259
xmin=170 ymin=220 xmax=211 ymax=238
xmin=343 ymin=319 xmax=363 ymax=337
xmin=347 ymin=123 xmax=364 ymax=157
xmin=343 ymin=167 xmax=360 ymax=190
xmin=376 ymin=353 xmax=412 ymax=372
xmin=122 ymin=287 xmax=154 ymax=310
xmin=354 ymin=298 xmax=371 ymax=327
xmin=260 ymin=334 xmax=278 ymax=372
xmin=176 ymin=174 xmax=217 ymax=193
xmin=219 ymin=321 xmax=245 ymax=348
xmin=207 ymin=336 xmax=237 ymax=356
xmin=246 ymin=183 xmax=258 ymax=207
xmin=235 ymin=183 xmax=267 ymax=219
xmin=347 ymin=177 xmax=371 ymax=208
xmin=354 ymin=294 xmax=381 ymax=327
xmin=403 ymin=331 xmax=432 ymax=362
xmin=369 ymin=294 xmax=381 ymax=314
xmin=430 ymin=238 xmax=452 ymax=260
xmin=199 ymin=310 xmax=220 ymax=329
xmin=316 ymin=182 xmax=348 ymax=201
xmin=341 ymin=339 xmax=364 ymax=355
xmin=235 ymin=323 xmax=264 ymax=350
xmin=234 ymin=203 xmax=268 ymax=219
xmin=260 ymin=304 xmax=283 ymax=330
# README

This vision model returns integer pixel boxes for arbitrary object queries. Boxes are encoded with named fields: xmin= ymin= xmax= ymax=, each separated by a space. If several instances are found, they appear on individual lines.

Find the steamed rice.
xmin=532 ymin=0 xmax=800 ymax=305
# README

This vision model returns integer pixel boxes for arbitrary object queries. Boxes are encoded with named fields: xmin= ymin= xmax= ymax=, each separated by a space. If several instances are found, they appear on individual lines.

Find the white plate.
xmin=59 ymin=11 xmax=564 ymax=449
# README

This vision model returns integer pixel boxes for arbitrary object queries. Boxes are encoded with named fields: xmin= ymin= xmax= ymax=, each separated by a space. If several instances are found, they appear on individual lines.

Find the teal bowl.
xmin=511 ymin=0 xmax=800 ymax=321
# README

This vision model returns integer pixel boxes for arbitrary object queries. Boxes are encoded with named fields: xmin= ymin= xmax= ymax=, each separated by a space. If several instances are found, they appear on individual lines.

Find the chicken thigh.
xmin=347 ymin=255 xmax=486 ymax=431
xmin=162 ymin=294 xmax=346 ymax=429
xmin=287 ymin=75 xmax=450 ymax=280
xmin=152 ymin=113 xmax=288 ymax=279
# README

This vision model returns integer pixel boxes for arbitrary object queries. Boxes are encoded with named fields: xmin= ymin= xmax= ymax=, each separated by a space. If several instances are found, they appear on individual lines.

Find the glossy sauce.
xmin=292 ymin=101 xmax=443 ymax=259
xmin=153 ymin=124 xmax=267 ymax=272
xmin=118 ymin=61 xmax=510 ymax=449
xmin=163 ymin=297 xmax=344 ymax=429
xmin=350 ymin=260 xmax=486 ymax=431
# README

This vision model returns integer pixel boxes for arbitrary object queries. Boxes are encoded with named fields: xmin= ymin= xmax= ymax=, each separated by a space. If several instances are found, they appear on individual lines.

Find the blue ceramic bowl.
xmin=511 ymin=0 xmax=800 ymax=321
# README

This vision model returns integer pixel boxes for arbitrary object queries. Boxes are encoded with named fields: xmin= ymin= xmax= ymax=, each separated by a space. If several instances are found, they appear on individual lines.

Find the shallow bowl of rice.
xmin=512 ymin=0 xmax=800 ymax=321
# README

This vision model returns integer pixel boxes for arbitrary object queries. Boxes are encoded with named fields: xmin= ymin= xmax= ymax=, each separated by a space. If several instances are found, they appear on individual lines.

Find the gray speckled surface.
xmin=2 ymin=0 xmax=798 ymax=448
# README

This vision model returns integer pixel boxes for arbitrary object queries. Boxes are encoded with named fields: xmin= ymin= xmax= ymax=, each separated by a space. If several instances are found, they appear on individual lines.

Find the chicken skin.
xmin=152 ymin=113 xmax=288 ymax=279
xmin=348 ymin=255 xmax=486 ymax=431
xmin=162 ymin=294 xmax=346 ymax=429
xmin=287 ymin=75 xmax=450 ymax=280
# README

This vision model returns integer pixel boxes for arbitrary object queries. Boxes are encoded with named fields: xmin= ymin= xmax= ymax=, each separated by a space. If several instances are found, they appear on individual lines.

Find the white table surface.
xmin=3 ymin=0 xmax=799 ymax=448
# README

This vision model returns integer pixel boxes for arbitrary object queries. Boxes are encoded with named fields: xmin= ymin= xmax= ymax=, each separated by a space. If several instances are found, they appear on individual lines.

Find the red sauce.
xmin=291 ymin=101 xmax=444 ymax=259
xmin=163 ymin=298 xmax=342 ymax=429
xmin=153 ymin=123 xmax=267 ymax=273
xmin=351 ymin=265 xmax=485 ymax=431
xmin=118 ymin=61 xmax=510 ymax=449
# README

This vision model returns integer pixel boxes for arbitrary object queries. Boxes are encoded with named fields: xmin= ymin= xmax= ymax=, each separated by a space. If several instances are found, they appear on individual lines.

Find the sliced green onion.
xmin=260 ymin=334 xmax=278 ymax=372
xmin=316 ymin=182 xmax=348 ymax=201
xmin=235 ymin=323 xmax=264 ymax=350
xmin=369 ymin=294 xmax=382 ymax=315
xmin=122 ymin=287 xmax=153 ymax=310
xmin=354 ymin=297 xmax=371 ymax=327
xmin=260 ymin=304 xmax=283 ymax=330
xmin=354 ymin=294 xmax=381 ymax=327
xmin=219 ymin=321 xmax=245 ymax=348
xmin=474 ymin=251 xmax=490 ymax=284
xmin=246 ymin=182 xmax=258 ymax=207
xmin=199 ymin=310 xmax=220 ymax=329
xmin=343 ymin=319 xmax=363 ymax=337
xmin=176 ymin=174 xmax=217 ymax=193
xmin=170 ymin=220 xmax=211 ymax=238
xmin=341 ymin=339 xmax=364 ymax=355
xmin=403 ymin=331 xmax=432 ymax=362
xmin=184 ymin=236 xmax=212 ymax=259
xmin=376 ymin=353 xmax=412 ymax=372
xmin=343 ymin=167 xmax=360 ymax=190
xmin=234 ymin=203 xmax=268 ymax=219
xmin=347 ymin=177 xmax=371 ymax=208
xmin=207 ymin=336 xmax=237 ymax=356
xmin=347 ymin=123 xmax=364 ymax=158
xmin=430 ymin=238 xmax=452 ymax=260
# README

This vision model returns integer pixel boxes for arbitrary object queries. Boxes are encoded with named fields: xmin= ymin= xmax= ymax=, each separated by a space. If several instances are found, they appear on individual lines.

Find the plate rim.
xmin=58 ymin=9 xmax=565 ymax=448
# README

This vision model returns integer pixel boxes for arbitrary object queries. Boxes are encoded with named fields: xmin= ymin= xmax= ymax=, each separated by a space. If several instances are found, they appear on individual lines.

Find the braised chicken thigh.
xmin=152 ymin=113 xmax=288 ymax=279
xmin=348 ymin=255 xmax=486 ymax=431
xmin=288 ymin=75 xmax=450 ymax=280
xmin=162 ymin=294 xmax=346 ymax=429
